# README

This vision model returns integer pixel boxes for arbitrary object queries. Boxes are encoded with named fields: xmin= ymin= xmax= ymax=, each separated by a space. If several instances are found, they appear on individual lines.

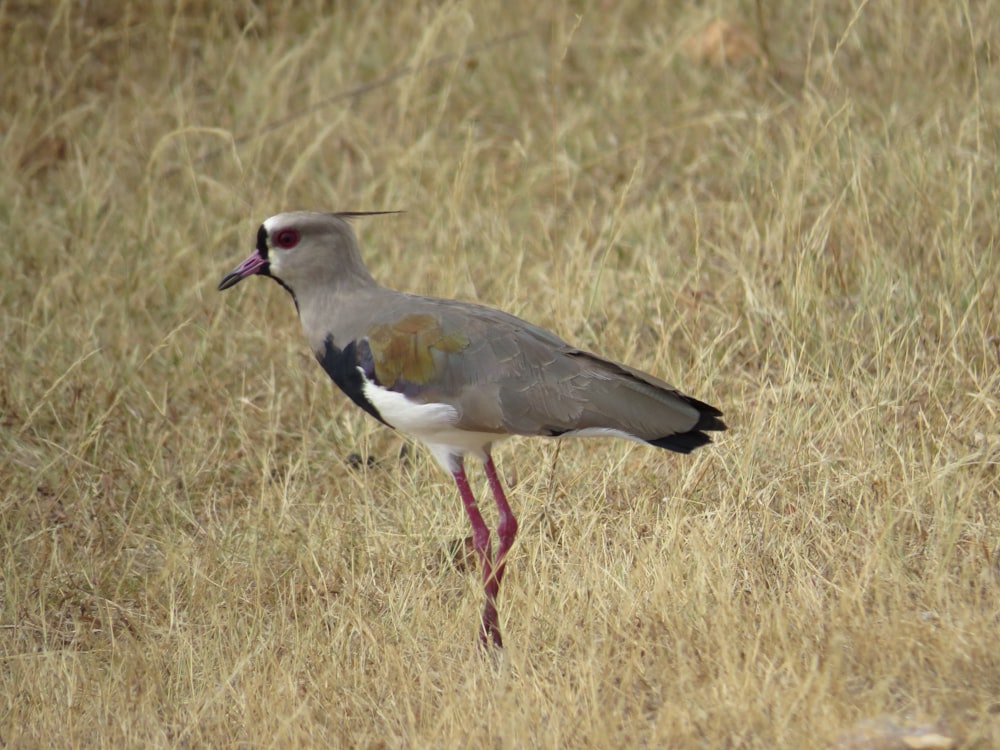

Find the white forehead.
xmin=262 ymin=211 xmax=339 ymax=235
xmin=263 ymin=214 xmax=289 ymax=233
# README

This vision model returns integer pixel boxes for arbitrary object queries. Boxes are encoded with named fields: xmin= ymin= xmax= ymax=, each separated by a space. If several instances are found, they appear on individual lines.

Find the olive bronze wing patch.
xmin=367 ymin=313 xmax=470 ymax=389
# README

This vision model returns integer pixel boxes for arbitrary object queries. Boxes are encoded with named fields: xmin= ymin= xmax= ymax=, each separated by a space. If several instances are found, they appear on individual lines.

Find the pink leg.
xmin=484 ymin=455 xmax=518 ymax=591
xmin=452 ymin=463 xmax=502 ymax=648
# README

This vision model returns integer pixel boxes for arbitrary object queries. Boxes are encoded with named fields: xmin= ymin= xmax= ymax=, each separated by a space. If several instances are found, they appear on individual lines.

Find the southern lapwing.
xmin=219 ymin=211 xmax=726 ymax=648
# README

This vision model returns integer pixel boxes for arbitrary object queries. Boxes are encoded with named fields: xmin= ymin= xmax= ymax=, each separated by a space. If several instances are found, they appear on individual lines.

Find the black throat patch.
xmin=256 ymin=224 xmax=298 ymax=311
xmin=256 ymin=225 xmax=269 ymax=258
xmin=315 ymin=336 xmax=388 ymax=426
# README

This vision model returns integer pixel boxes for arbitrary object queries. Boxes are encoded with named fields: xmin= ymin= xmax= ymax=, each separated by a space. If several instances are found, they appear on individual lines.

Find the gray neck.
xmin=296 ymin=278 xmax=382 ymax=354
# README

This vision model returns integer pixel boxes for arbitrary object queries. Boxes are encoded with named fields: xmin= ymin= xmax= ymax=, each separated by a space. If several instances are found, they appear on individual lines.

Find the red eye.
xmin=274 ymin=228 xmax=300 ymax=249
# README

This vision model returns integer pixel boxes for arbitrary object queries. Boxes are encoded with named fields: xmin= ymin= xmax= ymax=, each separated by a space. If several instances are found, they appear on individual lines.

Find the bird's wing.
xmin=341 ymin=299 xmax=724 ymax=446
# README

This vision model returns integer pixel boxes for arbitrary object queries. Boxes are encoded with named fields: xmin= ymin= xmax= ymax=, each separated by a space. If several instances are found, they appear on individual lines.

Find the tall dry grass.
xmin=2 ymin=1 xmax=998 ymax=747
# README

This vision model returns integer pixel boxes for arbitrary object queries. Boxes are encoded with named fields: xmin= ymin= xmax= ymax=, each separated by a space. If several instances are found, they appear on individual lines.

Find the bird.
xmin=218 ymin=211 xmax=726 ymax=649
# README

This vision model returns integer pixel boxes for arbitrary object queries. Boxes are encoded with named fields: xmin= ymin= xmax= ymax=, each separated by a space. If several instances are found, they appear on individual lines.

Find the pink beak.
xmin=218 ymin=250 xmax=268 ymax=291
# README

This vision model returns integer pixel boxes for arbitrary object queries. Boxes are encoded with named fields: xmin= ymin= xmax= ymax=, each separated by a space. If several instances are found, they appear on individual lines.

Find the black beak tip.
xmin=218 ymin=272 xmax=241 ymax=292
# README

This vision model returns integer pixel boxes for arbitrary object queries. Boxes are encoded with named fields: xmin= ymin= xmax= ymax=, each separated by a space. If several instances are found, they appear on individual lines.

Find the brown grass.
xmin=2 ymin=1 xmax=998 ymax=747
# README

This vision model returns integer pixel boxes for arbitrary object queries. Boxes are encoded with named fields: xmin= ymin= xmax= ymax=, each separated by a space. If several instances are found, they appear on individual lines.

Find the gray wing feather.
xmin=433 ymin=306 xmax=710 ymax=441
xmin=320 ymin=289 xmax=722 ymax=444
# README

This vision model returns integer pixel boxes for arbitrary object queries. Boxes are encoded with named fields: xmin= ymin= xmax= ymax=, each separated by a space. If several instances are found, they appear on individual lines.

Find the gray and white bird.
xmin=219 ymin=211 xmax=726 ymax=648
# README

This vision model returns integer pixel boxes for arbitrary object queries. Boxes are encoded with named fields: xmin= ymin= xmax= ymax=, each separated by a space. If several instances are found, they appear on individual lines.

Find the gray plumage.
xmin=219 ymin=210 xmax=726 ymax=648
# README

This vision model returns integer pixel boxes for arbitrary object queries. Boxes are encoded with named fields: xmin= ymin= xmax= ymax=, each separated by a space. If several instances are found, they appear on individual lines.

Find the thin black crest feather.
xmin=331 ymin=211 xmax=404 ymax=220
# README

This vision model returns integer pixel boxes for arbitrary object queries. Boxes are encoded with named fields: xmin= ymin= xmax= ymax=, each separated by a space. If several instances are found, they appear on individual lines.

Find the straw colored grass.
xmin=2 ymin=1 xmax=998 ymax=747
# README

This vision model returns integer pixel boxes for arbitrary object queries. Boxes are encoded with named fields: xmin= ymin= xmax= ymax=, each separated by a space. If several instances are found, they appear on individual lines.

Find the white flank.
xmin=360 ymin=377 xmax=504 ymax=472
xmin=360 ymin=379 xmax=458 ymax=433
xmin=554 ymin=426 xmax=647 ymax=443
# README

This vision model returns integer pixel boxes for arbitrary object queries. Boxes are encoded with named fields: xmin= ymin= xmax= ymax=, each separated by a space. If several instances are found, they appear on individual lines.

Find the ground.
xmin=1 ymin=1 xmax=998 ymax=747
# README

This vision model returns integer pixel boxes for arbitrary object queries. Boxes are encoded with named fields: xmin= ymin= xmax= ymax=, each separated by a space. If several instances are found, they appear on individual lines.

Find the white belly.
xmin=360 ymin=379 xmax=506 ymax=472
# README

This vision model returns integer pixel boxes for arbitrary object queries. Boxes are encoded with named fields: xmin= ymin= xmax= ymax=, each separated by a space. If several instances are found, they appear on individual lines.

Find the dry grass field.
xmin=2 ymin=1 xmax=999 ymax=747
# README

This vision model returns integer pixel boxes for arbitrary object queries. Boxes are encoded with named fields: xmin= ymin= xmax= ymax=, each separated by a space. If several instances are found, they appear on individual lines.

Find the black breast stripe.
xmin=315 ymin=336 xmax=389 ymax=426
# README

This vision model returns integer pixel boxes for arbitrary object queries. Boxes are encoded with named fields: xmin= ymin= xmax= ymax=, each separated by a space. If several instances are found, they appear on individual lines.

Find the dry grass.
xmin=2 ymin=1 xmax=999 ymax=747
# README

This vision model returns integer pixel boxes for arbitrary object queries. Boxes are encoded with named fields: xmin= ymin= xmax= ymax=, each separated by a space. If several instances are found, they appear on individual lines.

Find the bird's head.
xmin=218 ymin=211 xmax=397 ymax=297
